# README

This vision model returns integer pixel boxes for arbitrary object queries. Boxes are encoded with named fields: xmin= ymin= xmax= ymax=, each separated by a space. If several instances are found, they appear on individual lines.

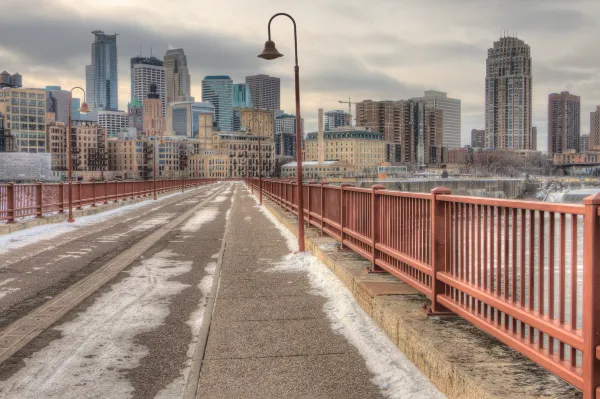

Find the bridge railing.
xmin=0 ymin=178 xmax=217 ymax=223
xmin=250 ymin=178 xmax=600 ymax=398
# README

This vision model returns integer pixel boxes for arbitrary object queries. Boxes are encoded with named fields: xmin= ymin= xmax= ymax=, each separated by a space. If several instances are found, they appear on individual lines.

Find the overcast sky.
xmin=1 ymin=0 xmax=599 ymax=151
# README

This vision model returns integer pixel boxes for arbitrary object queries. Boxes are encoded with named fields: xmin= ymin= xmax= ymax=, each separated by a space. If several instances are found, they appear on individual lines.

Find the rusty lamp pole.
xmin=258 ymin=12 xmax=305 ymax=251
xmin=66 ymin=87 xmax=91 ymax=222
xmin=248 ymin=116 xmax=263 ymax=205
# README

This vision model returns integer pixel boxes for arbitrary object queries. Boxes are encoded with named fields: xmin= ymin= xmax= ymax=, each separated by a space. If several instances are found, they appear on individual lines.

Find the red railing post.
xmin=76 ymin=182 xmax=82 ymax=210
xmin=339 ymin=183 xmax=351 ymax=249
xmin=58 ymin=182 xmax=65 ymax=213
xmin=105 ymin=181 xmax=109 ymax=204
xmin=428 ymin=187 xmax=453 ymax=315
xmin=307 ymin=183 xmax=311 ymax=226
xmin=6 ymin=182 xmax=15 ymax=223
xmin=370 ymin=184 xmax=386 ymax=272
xmin=92 ymin=181 xmax=97 ymax=207
xmin=583 ymin=193 xmax=600 ymax=398
xmin=131 ymin=180 xmax=135 ymax=199
xmin=36 ymin=182 xmax=43 ymax=218
xmin=320 ymin=182 xmax=328 ymax=235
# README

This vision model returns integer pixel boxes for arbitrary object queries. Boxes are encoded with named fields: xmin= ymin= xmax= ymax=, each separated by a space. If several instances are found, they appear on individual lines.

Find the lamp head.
xmin=78 ymin=102 xmax=91 ymax=114
xmin=258 ymin=40 xmax=283 ymax=60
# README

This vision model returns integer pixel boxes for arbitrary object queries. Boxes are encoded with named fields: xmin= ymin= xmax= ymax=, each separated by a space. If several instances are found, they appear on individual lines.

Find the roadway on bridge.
xmin=0 ymin=182 xmax=442 ymax=398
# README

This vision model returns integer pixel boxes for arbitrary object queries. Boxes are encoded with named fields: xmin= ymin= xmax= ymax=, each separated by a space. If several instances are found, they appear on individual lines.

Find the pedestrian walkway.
xmin=196 ymin=185 xmax=443 ymax=399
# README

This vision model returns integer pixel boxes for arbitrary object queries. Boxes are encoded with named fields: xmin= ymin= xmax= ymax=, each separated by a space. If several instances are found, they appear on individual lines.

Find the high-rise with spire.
xmin=130 ymin=56 xmax=165 ymax=116
xmin=85 ymin=30 xmax=119 ymax=115
xmin=484 ymin=36 xmax=532 ymax=150
xmin=164 ymin=48 xmax=192 ymax=105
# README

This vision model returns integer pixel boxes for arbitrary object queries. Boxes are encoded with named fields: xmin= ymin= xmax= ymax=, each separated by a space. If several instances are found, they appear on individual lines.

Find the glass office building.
xmin=86 ymin=31 xmax=119 ymax=113
xmin=202 ymin=76 xmax=233 ymax=132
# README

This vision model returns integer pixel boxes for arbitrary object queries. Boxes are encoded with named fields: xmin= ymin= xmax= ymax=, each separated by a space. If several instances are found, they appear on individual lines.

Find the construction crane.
xmin=338 ymin=97 xmax=356 ymax=127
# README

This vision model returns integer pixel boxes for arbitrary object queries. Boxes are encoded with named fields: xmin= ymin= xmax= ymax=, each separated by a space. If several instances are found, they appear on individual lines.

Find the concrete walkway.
xmin=197 ymin=185 xmax=385 ymax=398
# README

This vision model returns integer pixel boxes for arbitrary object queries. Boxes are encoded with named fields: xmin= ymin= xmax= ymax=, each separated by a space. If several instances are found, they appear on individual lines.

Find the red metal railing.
xmin=250 ymin=178 xmax=600 ymax=398
xmin=0 ymin=178 xmax=217 ymax=223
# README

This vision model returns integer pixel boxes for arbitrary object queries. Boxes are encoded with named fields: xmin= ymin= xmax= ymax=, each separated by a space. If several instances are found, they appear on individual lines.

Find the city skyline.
xmin=2 ymin=0 xmax=600 ymax=151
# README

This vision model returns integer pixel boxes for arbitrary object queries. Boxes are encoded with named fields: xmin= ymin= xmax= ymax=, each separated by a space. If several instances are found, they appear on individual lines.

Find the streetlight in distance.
xmin=258 ymin=12 xmax=305 ymax=252
xmin=67 ymin=87 xmax=91 ymax=222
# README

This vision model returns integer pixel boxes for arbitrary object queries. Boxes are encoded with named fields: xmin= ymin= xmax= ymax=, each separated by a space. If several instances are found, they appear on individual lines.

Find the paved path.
xmin=0 ymin=182 xmax=442 ymax=398
xmin=196 ymin=185 xmax=386 ymax=398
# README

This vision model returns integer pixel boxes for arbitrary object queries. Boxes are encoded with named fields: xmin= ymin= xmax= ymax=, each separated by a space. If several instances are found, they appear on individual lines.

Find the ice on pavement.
xmin=180 ymin=207 xmax=219 ymax=232
xmin=0 ymin=250 xmax=193 ymax=399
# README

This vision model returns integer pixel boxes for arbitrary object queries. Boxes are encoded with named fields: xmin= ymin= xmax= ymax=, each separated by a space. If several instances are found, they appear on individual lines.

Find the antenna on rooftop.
xmin=139 ymin=44 xmax=142 ymax=56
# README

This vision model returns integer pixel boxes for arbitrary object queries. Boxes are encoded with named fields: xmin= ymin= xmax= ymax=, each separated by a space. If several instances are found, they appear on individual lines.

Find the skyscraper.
xmin=324 ymin=110 xmax=350 ymax=131
xmin=548 ymin=92 xmax=580 ymax=157
xmin=233 ymin=83 xmax=252 ymax=108
xmin=485 ymin=36 xmax=532 ymax=150
xmin=164 ymin=49 xmax=192 ymax=105
xmin=245 ymin=74 xmax=280 ymax=110
xmin=275 ymin=113 xmax=304 ymax=157
xmin=86 ymin=31 xmax=119 ymax=113
xmin=131 ymin=56 xmax=165 ymax=116
xmin=143 ymin=83 xmax=166 ymax=137
xmin=202 ymin=76 xmax=233 ymax=132
xmin=412 ymin=90 xmax=461 ymax=148
xmin=471 ymin=129 xmax=485 ymax=148
xmin=46 ymin=87 xmax=71 ymax=125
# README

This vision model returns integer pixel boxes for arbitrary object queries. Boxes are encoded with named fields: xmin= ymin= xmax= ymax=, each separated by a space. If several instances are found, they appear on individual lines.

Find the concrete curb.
xmin=0 ymin=186 xmax=210 ymax=236
xmin=260 ymin=197 xmax=581 ymax=399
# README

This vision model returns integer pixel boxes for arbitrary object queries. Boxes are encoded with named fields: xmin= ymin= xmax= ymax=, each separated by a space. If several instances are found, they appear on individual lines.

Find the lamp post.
xmin=66 ymin=87 xmax=91 ymax=222
xmin=248 ymin=115 xmax=263 ymax=205
xmin=153 ymin=138 xmax=158 ymax=200
xmin=258 ymin=12 xmax=305 ymax=251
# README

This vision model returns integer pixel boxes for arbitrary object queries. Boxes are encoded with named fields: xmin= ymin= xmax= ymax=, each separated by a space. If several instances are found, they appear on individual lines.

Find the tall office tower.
xmin=245 ymin=74 xmax=280 ymax=110
xmin=412 ymin=90 xmax=461 ymax=148
xmin=580 ymin=134 xmax=589 ymax=153
xmin=324 ymin=110 xmax=350 ymax=131
xmin=45 ymin=87 xmax=71 ymax=125
xmin=0 ymin=87 xmax=47 ymax=153
xmin=0 ymin=112 xmax=5 ymax=152
xmin=128 ymin=97 xmax=143 ymax=133
xmin=590 ymin=106 xmax=600 ymax=151
xmin=202 ymin=76 xmax=233 ymax=132
xmin=548 ymin=92 xmax=580 ymax=157
xmin=485 ymin=36 xmax=532 ymax=150
xmin=131 ymin=56 xmax=166 ymax=116
xmin=98 ymin=110 xmax=128 ymax=137
xmin=275 ymin=113 xmax=304 ymax=157
xmin=143 ymin=83 xmax=166 ymax=137
xmin=233 ymin=83 xmax=252 ymax=108
xmin=471 ymin=129 xmax=485 ymax=148
xmin=532 ymin=126 xmax=538 ymax=151
xmin=86 ymin=30 xmax=119 ymax=113
xmin=164 ymin=48 xmax=192 ymax=105
xmin=355 ymin=99 xmax=445 ymax=166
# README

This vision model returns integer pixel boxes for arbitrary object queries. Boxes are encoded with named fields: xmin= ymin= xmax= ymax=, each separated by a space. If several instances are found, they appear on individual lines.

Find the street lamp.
xmin=258 ymin=12 xmax=305 ymax=251
xmin=66 ymin=87 xmax=90 ymax=222
xmin=248 ymin=115 xmax=263 ymax=205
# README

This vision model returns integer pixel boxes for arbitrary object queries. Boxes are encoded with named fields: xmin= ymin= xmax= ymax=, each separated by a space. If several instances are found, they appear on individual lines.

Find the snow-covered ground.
xmin=252 ymin=190 xmax=445 ymax=399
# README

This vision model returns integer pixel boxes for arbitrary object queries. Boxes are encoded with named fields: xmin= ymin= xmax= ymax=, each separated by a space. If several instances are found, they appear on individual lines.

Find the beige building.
xmin=303 ymin=127 xmax=385 ymax=174
xmin=240 ymin=108 xmax=274 ymax=139
xmin=0 ymin=87 xmax=47 ymax=153
xmin=209 ymin=132 xmax=275 ymax=178
xmin=143 ymin=92 xmax=166 ymax=137
xmin=281 ymin=160 xmax=355 ymax=179
xmin=46 ymin=120 xmax=107 ymax=171
xmin=590 ymin=106 xmax=600 ymax=151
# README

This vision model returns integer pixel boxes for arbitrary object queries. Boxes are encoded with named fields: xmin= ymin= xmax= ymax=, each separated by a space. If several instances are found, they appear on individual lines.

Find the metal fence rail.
xmin=252 ymin=178 xmax=600 ymax=398
xmin=0 ymin=178 xmax=216 ymax=223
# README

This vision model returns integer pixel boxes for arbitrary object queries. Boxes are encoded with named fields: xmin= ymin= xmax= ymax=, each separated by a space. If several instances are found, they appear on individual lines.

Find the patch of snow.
xmin=244 ymin=216 xmax=252 ymax=222
xmin=180 ymin=207 xmax=219 ymax=233
xmin=211 ymin=195 xmax=229 ymax=204
xmin=127 ymin=213 xmax=173 ymax=232
xmin=0 ymin=278 xmax=18 ymax=287
xmin=0 ymin=286 xmax=20 ymax=299
xmin=154 ymin=260 xmax=216 ymax=399
xmin=0 ymin=250 xmax=192 ymax=399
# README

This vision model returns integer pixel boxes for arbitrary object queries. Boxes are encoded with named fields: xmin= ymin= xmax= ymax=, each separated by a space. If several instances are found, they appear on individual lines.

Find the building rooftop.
xmin=204 ymin=75 xmax=232 ymax=80
xmin=282 ymin=160 xmax=351 ymax=168
xmin=305 ymin=129 xmax=383 ymax=140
